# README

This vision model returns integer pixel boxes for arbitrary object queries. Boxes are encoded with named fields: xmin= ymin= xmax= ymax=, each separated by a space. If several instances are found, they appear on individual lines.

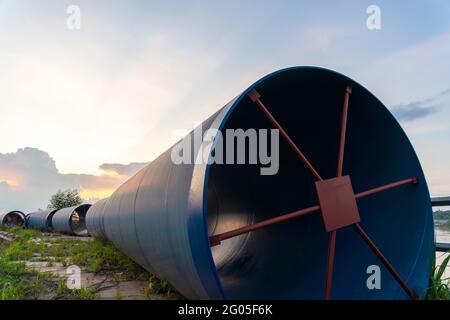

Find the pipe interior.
xmin=3 ymin=212 xmax=25 ymax=227
xmin=70 ymin=205 xmax=90 ymax=236
xmin=206 ymin=68 xmax=431 ymax=299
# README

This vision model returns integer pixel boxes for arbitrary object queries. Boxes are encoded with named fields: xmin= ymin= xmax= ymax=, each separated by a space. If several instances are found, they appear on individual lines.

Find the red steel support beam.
xmin=209 ymin=176 xmax=418 ymax=246
xmin=324 ymin=230 xmax=337 ymax=300
xmin=353 ymin=223 xmax=417 ymax=299
xmin=209 ymin=204 xmax=321 ymax=246
xmin=324 ymin=86 xmax=352 ymax=300
xmin=248 ymin=89 xmax=322 ymax=181
xmin=337 ymin=86 xmax=352 ymax=177
xmin=324 ymin=86 xmax=351 ymax=300
xmin=355 ymin=177 xmax=418 ymax=200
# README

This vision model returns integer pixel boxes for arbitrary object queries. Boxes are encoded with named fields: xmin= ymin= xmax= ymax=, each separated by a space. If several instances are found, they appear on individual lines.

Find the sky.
xmin=1 ymin=0 xmax=450 ymax=212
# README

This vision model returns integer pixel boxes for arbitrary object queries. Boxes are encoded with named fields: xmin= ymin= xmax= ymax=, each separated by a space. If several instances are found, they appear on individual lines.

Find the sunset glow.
xmin=0 ymin=178 xmax=21 ymax=190
xmin=79 ymin=188 xmax=116 ymax=201
xmin=1 ymin=1 xmax=450 ymax=213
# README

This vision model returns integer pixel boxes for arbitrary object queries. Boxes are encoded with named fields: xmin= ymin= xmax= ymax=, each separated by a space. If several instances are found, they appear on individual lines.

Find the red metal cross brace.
xmin=209 ymin=86 xmax=418 ymax=300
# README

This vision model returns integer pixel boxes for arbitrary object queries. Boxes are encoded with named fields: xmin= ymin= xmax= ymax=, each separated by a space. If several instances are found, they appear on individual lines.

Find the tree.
xmin=47 ymin=189 xmax=83 ymax=210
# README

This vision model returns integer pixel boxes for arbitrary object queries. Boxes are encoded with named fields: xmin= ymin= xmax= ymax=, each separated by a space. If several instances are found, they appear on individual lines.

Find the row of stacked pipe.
xmin=0 ymin=68 xmax=436 ymax=299
xmin=0 ymin=204 xmax=92 ymax=236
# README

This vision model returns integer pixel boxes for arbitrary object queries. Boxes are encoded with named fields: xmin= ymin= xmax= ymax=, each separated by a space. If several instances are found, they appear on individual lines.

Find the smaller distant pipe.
xmin=26 ymin=209 xmax=58 ymax=232
xmin=0 ymin=211 xmax=26 ymax=228
xmin=51 ymin=204 xmax=91 ymax=236
xmin=85 ymin=198 xmax=108 ymax=239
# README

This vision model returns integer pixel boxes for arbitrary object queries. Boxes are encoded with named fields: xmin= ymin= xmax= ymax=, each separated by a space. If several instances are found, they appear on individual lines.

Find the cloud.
xmin=0 ymin=11 xmax=228 ymax=175
xmin=355 ymin=30 xmax=450 ymax=106
xmin=99 ymin=162 xmax=148 ymax=177
xmin=0 ymin=147 xmax=146 ymax=212
xmin=391 ymin=102 xmax=439 ymax=122
xmin=390 ymin=88 xmax=450 ymax=121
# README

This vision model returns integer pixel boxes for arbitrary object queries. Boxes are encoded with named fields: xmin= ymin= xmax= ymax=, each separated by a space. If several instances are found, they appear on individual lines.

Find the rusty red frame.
xmin=209 ymin=87 xmax=418 ymax=300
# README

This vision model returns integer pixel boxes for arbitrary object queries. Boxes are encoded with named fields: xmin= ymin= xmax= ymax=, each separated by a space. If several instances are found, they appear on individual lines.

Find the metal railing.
xmin=431 ymin=196 xmax=450 ymax=252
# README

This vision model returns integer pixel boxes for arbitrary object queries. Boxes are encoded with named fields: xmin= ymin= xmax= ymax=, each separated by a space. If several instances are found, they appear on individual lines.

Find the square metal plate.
xmin=315 ymin=176 xmax=360 ymax=232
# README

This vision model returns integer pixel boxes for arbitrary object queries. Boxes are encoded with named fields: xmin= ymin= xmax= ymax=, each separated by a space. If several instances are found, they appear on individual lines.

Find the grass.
xmin=0 ymin=258 xmax=40 ymax=299
xmin=3 ymin=225 xmax=450 ymax=300
xmin=54 ymin=280 xmax=98 ymax=300
xmin=4 ymin=226 xmax=147 ymax=275
xmin=144 ymin=274 xmax=183 ymax=299
xmin=0 ymin=227 xmax=53 ymax=300
xmin=0 ymin=226 xmax=104 ymax=300
xmin=70 ymin=239 xmax=146 ymax=275
xmin=0 ymin=255 xmax=58 ymax=300
xmin=426 ymin=253 xmax=450 ymax=300
xmin=0 ymin=226 xmax=182 ymax=300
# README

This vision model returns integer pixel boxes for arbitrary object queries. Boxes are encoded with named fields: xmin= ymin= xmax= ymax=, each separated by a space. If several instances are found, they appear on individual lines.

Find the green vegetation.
xmin=47 ymin=189 xmax=82 ymax=210
xmin=70 ymin=239 xmax=146 ymax=275
xmin=0 ymin=258 xmax=44 ymax=299
xmin=442 ymin=220 xmax=450 ymax=230
xmin=434 ymin=210 xmax=450 ymax=230
xmin=143 ymin=275 xmax=182 ymax=300
xmin=434 ymin=210 xmax=450 ymax=220
xmin=2 ymin=225 xmax=449 ymax=300
xmin=0 ymin=227 xmax=182 ymax=300
xmin=427 ymin=253 xmax=450 ymax=300
xmin=54 ymin=280 xmax=98 ymax=300
xmin=0 ymin=228 xmax=57 ymax=299
xmin=3 ymin=226 xmax=146 ymax=275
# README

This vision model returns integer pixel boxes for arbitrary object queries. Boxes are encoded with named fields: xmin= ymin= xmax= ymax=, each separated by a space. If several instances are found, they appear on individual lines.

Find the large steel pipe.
xmin=85 ymin=198 xmax=108 ymax=239
xmin=0 ymin=211 xmax=26 ymax=228
xmin=26 ymin=209 xmax=58 ymax=232
xmin=86 ymin=67 xmax=434 ymax=299
xmin=52 ymin=204 xmax=91 ymax=236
